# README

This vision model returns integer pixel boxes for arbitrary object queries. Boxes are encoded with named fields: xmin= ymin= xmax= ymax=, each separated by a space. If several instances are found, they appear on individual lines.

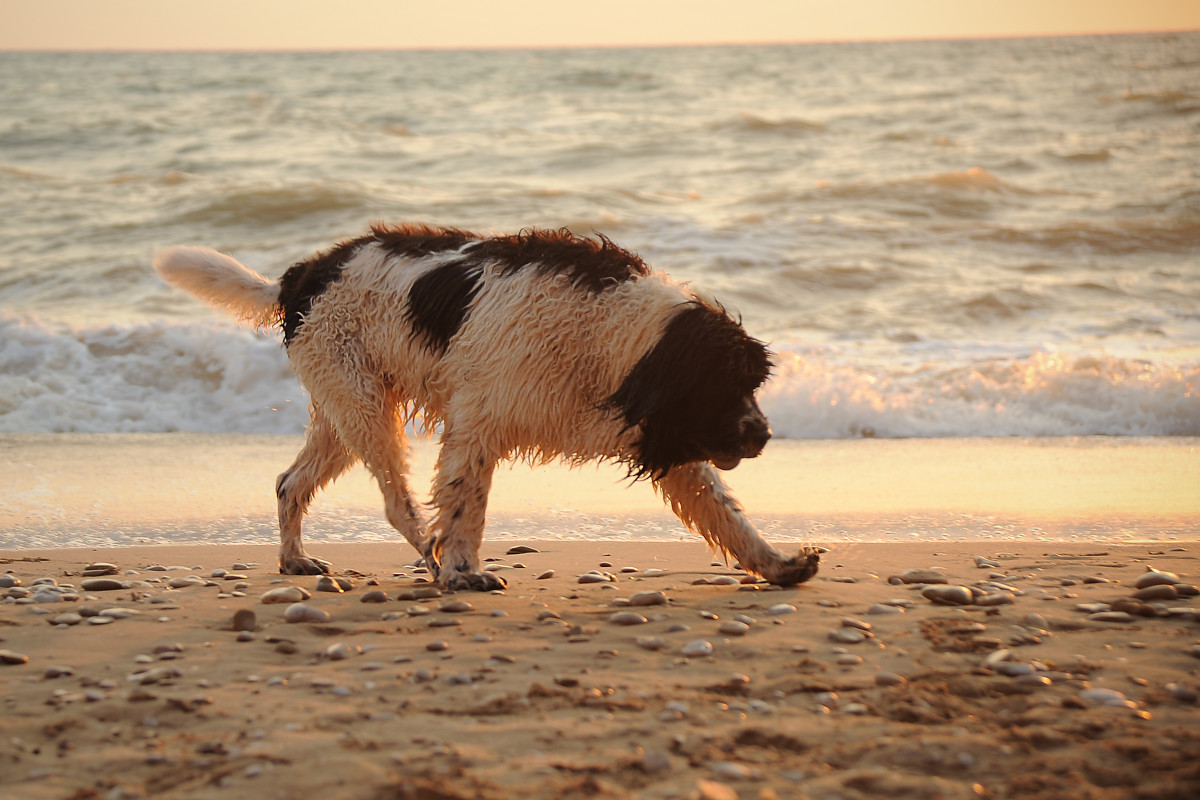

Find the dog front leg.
xmin=655 ymin=462 xmax=819 ymax=586
xmin=427 ymin=438 xmax=506 ymax=592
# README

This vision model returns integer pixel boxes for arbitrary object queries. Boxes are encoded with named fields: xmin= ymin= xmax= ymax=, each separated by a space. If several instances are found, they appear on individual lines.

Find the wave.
xmin=0 ymin=312 xmax=308 ymax=434
xmin=761 ymin=350 xmax=1200 ymax=439
xmin=2 ymin=313 xmax=1195 ymax=440
xmin=721 ymin=112 xmax=826 ymax=135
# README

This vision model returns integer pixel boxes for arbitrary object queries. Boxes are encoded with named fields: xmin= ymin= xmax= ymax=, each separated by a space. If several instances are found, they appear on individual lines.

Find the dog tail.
xmin=153 ymin=246 xmax=281 ymax=330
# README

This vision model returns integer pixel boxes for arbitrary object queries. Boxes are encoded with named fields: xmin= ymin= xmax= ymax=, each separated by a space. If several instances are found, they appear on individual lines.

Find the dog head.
xmin=607 ymin=301 xmax=773 ymax=479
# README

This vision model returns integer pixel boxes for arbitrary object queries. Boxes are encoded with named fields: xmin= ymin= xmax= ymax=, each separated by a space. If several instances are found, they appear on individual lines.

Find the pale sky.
xmin=2 ymin=0 xmax=1197 ymax=50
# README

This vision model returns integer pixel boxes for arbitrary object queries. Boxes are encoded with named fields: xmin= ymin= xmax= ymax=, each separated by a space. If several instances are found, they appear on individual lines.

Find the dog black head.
xmin=607 ymin=301 xmax=774 ymax=480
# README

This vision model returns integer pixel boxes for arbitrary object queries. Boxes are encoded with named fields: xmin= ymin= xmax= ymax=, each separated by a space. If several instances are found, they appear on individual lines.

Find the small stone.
xmin=167 ymin=576 xmax=205 ymax=589
xmin=636 ymin=636 xmax=665 ymax=651
xmin=426 ymin=641 xmax=449 ymax=652
xmin=261 ymin=586 xmax=311 ymax=604
xmin=323 ymin=642 xmax=359 ymax=661
xmin=438 ymin=600 xmax=473 ymax=613
xmin=360 ymin=590 xmax=389 ymax=603
xmin=766 ymin=603 xmax=797 ymax=616
xmin=875 ymin=672 xmax=906 ymax=686
xmin=610 ymin=611 xmax=648 ymax=626
xmin=696 ymin=779 xmax=739 ymax=800
xmin=718 ymin=621 xmax=750 ymax=636
xmin=681 ymin=640 xmax=714 ymax=657
xmin=841 ymin=617 xmax=872 ymax=632
xmin=1088 ymin=611 xmax=1134 ymax=623
xmin=283 ymin=603 xmax=330 ymax=623
xmin=975 ymin=593 xmax=1015 ymax=607
xmin=0 ymin=650 xmax=29 ymax=665
xmin=578 ymin=572 xmax=614 ymax=584
xmin=316 ymin=576 xmax=353 ymax=593
xmin=867 ymin=603 xmax=905 ymax=615
xmin=974 ymin=556 xmax=1001 ymax=568
xmin=536 ymin=570 xmax=556 ymax=580
xmin=1135 ymin=570 xmax=1180 ymax=589
xmin=1080 ymin=687 xmax=1133 ymax=707
xmin=80 ymin=578 xmax=126 ymax=592
xmin=828 ymin=628 xmax=865 ymax=644
xmin=922 ymin=585 xmax=975 ymax=605
xmin=231 ymin=609 xmax=257 ymax=632
xmin=506 ymin=545 xmax=540 ymax=555
xmin=51 ymin=612 xmax=83 ymax=626
xmin=629 ymin=591 xmax=667 ymax=606
xmin=1134 ymin=584 xmax=1177 ymax=601
xmin=896 ymin=568 xmax=948 ymax=584
xmin=640 ymin=750 xmax=672 ymax=774
xmin=708 ymin=576 xmax=741 ymax=586
xmin=83 ymin=563 xmax=120 ymax=576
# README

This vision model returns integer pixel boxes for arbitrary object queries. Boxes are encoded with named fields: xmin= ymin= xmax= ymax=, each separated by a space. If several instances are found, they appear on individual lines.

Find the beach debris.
xmin=261 ymin=586 xmax=311 ymax=604
xmin=922 ymin=585 xmax=975 ymax=605
xmin=283 ymin=603 xmax=331 ymax=623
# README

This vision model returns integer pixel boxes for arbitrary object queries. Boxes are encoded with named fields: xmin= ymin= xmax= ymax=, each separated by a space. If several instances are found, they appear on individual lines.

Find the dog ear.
xmin=607 ymin=302 xmax=771 ymax=479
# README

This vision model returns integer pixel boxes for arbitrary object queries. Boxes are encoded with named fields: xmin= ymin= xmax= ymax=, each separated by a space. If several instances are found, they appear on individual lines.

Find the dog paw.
xmin=765 ymin=547 xmax=821 ymax=586
xmin=279 ymin=555 xmax=331 ymax=575
xmin=443 ymin=570 xmax=508 ymax=592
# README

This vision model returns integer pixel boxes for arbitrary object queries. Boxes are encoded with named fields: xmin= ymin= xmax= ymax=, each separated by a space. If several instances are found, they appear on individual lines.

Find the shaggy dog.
xmin=154 ymin=224 xmax=820 ymax=591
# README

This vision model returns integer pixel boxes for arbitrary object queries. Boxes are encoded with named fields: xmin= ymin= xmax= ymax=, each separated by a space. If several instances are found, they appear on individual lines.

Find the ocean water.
xmin=1 ymin=34 xmax=1198 ymax=439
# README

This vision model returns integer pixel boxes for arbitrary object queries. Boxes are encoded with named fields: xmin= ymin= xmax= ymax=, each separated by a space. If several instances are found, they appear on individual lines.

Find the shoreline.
xmin=2 ymin=540 xmax=1199 ymax=799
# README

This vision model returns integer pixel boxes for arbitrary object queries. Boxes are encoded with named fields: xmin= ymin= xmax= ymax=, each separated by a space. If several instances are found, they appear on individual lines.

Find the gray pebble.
xmin=766 ymin=603 xmax=797 ymax=616
xmin=261 ymin=586 xmax=310 ymax=604
xmin=636 ymin=636 xmax=666 ymax=651
xmin=718 ymin=621 xmax=750 ymax=636
xmin=283 ymin=603 xmax=330 ymax=623
xmin=1080 ymin=687 xmax=1132 ymax=707
xmin=681 ymin=640 xmax=714 ymax=657
xmin=438 ymin=600 xmax=473 ymax=613
xmin=316 ymin=576 xmax=353 ymax=593
xmin=610 ymin=611 xmax=648 ymax=626
xmin=1134 ymin=584 xmax=1177 ymax=601
xmin=629 ymin=591 xmax=667 ymax=606
xmin=536 ymin=570 xmax=556 ymax=580
xmin=1088 ymin=611 xmax=1134 ymax=623
xmin=578 ymin=571 xmax=615 ymax=584
xmin=828 ymin=628 xmax=865 ymax=644
xmin=896 ymin=568 xmax=948 ymax=584
xmin=975 ymin=593 xmax=1015 ymax=607
xmin=867 ymin=603 xmax=905 ymax=615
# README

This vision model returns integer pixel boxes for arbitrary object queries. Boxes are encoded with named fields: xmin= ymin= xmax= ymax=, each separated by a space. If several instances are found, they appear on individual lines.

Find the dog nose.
xmin=742 ymin=414 xmax=772 ymax=453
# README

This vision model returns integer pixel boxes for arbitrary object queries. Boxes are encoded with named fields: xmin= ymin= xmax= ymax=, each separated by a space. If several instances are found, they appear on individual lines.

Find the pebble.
xmin=1135 ymin=570 xmax=1180 ymax=589
xmin=708 ymin=576 xmax=741 ymax=586
xmin=629 ymin=590 xmax=667 ymax=606
xmin=975 ymin=593 xmax=1015 ymax=607
xmin=1088 ymin=611 xmax=1134 ymax=623
xmin=316 ymin=576 xmax=354 ymax=593
xmin=1133 ymin=584 xmax=1177 ymax=601
xmin=609 ymin=611 xmax=648 ymax=626
xmin=695 ymin=780 xmax=739 ymax=800
xmin=922 ymin=585 xmax=975 ymax=605
xmin=875 ymin=672 xmax=906 ymax=686
xmin=283 ymin=603 xmax=331 ymax=623
xmin=578 ymin=571 xmax=615 ymax=584
xmin=80 ymin=578 xmax=126 ymax=592
xmin=636 ymin=636 xmax=666 ymax=651
xmin=718 ymin=621 xmax=750 ymax=636
xmin=261 ymin=586 xmax=311 ymax=604
xmin=439 ymin=600 xmax=474 ymax=613
xmin=896 ymin=568 xmax=948 ymax=584
xmin=0 ymin=575 xmax=21 ymax=588
xmin=323 ymin=643 xmax=359 ymax=661
xmin=426 ymin=641 xmax=449 ymax=652
xmin=231 ymin=609 xmax=257 ymax=631
xmin=828 ymin=628 xmax=865 ymax=644
xmin=766 ymin=603 xmax=797 ymax=616
xmin=1080 ymin=687 xmax=1134 ymax=708
xmin=360 ymin=590 xmax=390 ymax=603
xmin=536 ymin=570 xmax=556 ymax=580
xmin=0 ymin=650 xmax=30 ymax=665
xmin=867 ymin=603 xmax=905 ymax=615
xmin=506 ymin=545 xmax=540 ymax=555
xmin=167 ymin=576 xmax=205 ymax=589
xmin=681 ymin=640 xmax=714 ymax=657
xmin=51 ymin=612 xmax=83 ymax=626
xmin=974 ymin=556 xmax=1001 ymax=568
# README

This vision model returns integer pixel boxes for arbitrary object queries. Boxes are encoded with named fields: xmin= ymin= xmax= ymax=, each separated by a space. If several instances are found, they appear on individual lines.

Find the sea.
xmin=1 ymin=33 xmax=1198 ymax=441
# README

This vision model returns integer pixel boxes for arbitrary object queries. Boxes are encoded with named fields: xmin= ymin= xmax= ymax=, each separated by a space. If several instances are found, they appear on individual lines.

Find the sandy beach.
xmin=2 ymin=435 xmax=1199 ymax=799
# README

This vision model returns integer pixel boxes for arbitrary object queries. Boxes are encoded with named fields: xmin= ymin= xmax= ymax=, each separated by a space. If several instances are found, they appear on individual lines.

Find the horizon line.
xmin=1 ymin=27 xmax=1195 ymax=54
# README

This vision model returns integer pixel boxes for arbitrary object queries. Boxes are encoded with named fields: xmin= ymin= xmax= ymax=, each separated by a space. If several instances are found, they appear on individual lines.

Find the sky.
xmin=2 ymin=0 xmax=1197 ymax=50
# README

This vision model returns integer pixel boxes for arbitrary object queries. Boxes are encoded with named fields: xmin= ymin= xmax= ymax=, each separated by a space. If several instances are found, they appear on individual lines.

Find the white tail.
xmin=154 ymin=246 xmax=280 ymax=329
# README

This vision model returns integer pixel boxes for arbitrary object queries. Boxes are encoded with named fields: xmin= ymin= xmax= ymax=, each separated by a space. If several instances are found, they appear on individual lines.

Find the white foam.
xmin=0 ymin=311 xmax=308 ymax=434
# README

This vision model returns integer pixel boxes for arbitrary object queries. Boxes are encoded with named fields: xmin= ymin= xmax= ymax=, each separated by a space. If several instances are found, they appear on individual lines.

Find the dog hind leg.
xmin=277 ymin=409 xmax=357 ymax=574
xmin=655 ymin=462 xmax=819 ymax=586
xmin=426 ymin=434 xmax=505 ymax=592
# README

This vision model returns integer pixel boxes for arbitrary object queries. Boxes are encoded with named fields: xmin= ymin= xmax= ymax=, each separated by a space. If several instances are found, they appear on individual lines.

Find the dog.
xmin=154 ymin=224 xmax=819 ymax=591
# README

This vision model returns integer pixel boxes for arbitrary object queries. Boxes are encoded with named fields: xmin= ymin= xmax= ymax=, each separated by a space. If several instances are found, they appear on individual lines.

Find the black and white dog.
xmin=155 ymin=224 xmax=819 ymax=591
